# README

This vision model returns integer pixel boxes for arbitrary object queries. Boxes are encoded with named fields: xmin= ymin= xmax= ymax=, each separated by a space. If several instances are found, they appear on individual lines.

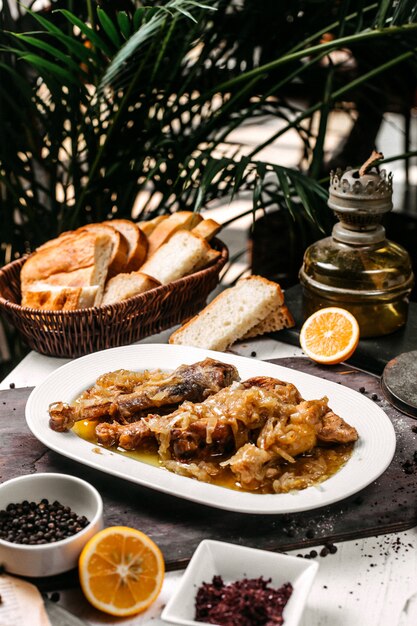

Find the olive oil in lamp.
xmin=300 ymin=153 xmax=414 ymax=337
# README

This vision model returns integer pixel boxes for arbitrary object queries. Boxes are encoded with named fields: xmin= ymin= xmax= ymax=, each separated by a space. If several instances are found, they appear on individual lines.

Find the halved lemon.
xmin=79 ymin=526 xmax=165 ymax=617
xmin=300 ymin=307 xmax=360 ymax=365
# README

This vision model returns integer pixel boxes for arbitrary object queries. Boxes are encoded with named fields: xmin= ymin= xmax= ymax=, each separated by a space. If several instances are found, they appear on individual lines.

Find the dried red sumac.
xmin=195 ymin=575 xmax=293 ymax=625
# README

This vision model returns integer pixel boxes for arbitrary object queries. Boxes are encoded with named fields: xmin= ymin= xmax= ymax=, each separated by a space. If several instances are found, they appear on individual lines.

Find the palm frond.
xmin=1 ymin=0 xmax=417 ymax=269
xmin=99 ymin=0 xmax=216 ymax=90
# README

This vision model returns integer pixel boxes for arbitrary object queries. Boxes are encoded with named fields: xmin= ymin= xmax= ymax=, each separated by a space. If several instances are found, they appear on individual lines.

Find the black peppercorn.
xmin=0 ymin=499 xmax=89 ymax=545
xmin=325 ymin=542 xmax=338 ymax=554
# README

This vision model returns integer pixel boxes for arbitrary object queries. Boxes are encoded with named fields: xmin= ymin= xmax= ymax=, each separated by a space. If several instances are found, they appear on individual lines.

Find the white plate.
xmin=25 ymin=344 xmax=396 ymax=515
xmin=161 ymin=539 xmax=318 ymax=626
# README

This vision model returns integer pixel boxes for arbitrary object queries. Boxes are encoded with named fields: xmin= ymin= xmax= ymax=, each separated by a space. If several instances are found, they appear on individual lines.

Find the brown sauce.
xmin=73 ymin=420 xmax=354 ymax=494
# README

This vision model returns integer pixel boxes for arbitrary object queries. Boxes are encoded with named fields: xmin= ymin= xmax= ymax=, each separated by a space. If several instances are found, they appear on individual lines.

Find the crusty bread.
xmin=21 ymin=284 xmax=98 ymax=311
xmin=77 ymin=223 xmax=128 ymax=278
xmin=20 ymin=231 xmax=112 ymax=297
xmin=241 ymin=304 xmax=294 ymax=339
xmin=102 ymin=272 xmax=160 ymax=305
xmin=190 ymin=247 xmax=221 ymax=273
xmin=146 ymin=211 xmax=203 ymax=259
xmin=191 ymin=218 xmax=222 ymax=241
xmin=169 ymin=276 xmax=285 ymax=351
xmin=138 ymin=215 xmax=168 ymax=237
xmin=141 ymin=230 xmax=211 ymax=285
xmin=20 ymin=213 xmax=223 ymax=311
xmin=104 ymin=219 xmax=148 ymax=271
xmin=45 ymin=266 xmax=104 ymax=288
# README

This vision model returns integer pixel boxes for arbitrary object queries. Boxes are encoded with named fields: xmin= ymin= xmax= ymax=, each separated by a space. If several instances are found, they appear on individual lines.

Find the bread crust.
xmin=146 ymin=211 xmax=203 ymax=258
xmin=21 ymin=230 xmax=105 ymax=290
xmin=19 ymin=214 xmax=222 ymax=311
xmin=169 ymin=276 xmax=286 ymax=349
xmin=141 ymin=230 xmax=212 ymax=284
xmin=191 ymin=218 xmax=222 ymax=241
xmin=21 ymin=285 xmax=98 ymax=311
xmin=241 ymin=304 xmax=295 ymax=339
xmin=104 ymin=219 xmax=148 ymax=271
xmin=42 ymin=267 xmax=97 ymax=288
xmin=102 ymin=271 xmax=160 ymax=305
xmin=77 ymin=223 xmax=128 ymax=277
xmin=138 ymin=215 xmax=168 ymax=236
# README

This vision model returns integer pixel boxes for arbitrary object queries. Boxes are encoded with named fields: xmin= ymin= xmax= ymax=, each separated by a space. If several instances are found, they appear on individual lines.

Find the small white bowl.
xmin=162 ymin=540 xmax=318 ymax=626
xmin=0 ymin=473 xmax=103 ymax=577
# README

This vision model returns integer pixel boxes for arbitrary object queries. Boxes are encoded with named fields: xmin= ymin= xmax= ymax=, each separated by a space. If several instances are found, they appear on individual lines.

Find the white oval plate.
xmin=25 ymin=344 xmax=396 ymax=514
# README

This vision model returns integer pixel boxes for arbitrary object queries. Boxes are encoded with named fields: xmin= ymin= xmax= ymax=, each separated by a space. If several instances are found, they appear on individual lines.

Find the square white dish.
xmin=25 ymin=343 xmax=396 ymax=514
xmin=161 ymin=539 xmax=318 ymax=626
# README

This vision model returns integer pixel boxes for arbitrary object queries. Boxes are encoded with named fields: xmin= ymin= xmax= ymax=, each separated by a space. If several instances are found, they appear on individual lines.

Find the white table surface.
xmin=2 ymin=330 xmax=417 ymax=626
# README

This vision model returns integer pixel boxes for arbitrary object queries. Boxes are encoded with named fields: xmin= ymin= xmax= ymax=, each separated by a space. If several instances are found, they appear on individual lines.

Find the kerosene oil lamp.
xmin=300 ymin=152 xmax=414 ymax=337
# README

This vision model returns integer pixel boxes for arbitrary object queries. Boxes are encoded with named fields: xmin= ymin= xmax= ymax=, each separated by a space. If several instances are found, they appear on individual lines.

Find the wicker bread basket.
xmin=0 ymin=238 xmax=228 ymax=358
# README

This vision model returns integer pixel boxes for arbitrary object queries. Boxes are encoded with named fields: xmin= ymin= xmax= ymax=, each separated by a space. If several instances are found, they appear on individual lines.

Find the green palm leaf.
xmin=57 ymin=9 xmax=113 ymax=57
xmin=97 ymin=8 xmax=122 ymax=49
xmin=1 ymin=0 xmax=417 ymax=267
xmin=117 ymin=12 xmax=132 ymax=40
xmin=99 ymin=0 xmax=216 ymax=90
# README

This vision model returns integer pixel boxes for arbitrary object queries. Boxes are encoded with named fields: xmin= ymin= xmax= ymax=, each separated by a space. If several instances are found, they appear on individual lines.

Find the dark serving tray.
xmin=1 ymin=356 xmax=416 ymax=589
xmin=278 ymin=284 xmax=417 ymax=375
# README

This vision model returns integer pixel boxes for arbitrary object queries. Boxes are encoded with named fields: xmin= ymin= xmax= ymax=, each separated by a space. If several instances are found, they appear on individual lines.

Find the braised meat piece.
xmin=113 ymin=359 xmax=239 ymax=422
xmin=317 ymin=410 xmax=359 ymax=443
xmin=100 ymin=377 xmax=358 ymax=467
xmin=221 ymin=443 xmax=275 ymax=489
xmin=170 ymin=421 xmax=237 ymax=461
xmin=70 ymin=365 xmax=360 ymax=494
xmin=96 ymin=414 xmax=242 ymax=461
xmin=95 ymin=419 xmax=154 ymax=449
xmin=49 ymin=358 xmax=239 ymax=431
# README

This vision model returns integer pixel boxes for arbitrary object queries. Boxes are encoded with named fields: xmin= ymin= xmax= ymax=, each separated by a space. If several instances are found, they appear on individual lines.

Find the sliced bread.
xmin=20 ymin=230 xmax=112 ymax=293
xmin=103 ymin=219 xmax=147 ymax=271
xmin=191 ymin=218 xmax=222 ymax=241
xmin=77 ymin=222 xmax=128 ymax=278
xmin=21 ymin=284 xmax=98 ymax=311
xmin=190 ymin=247 xmax=221 ymax=273
xmin=102 ymin=272 xmax=160 ymax=305
xmin=138 ymin=215 xmax=168 ymax=237
xmin=169 ymin=276 xmax=285 ymax=351
xmin=241 ymin=304 xmax=295 ymax=339
xmin=140 ymin=230 xmax=211 ymax=285
xmin=146 ymin=211 xmax=203 ymax=258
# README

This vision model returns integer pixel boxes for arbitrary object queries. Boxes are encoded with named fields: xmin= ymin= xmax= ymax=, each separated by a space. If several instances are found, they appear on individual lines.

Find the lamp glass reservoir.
xmin=300 ymin=166 xmax=414 ymax=337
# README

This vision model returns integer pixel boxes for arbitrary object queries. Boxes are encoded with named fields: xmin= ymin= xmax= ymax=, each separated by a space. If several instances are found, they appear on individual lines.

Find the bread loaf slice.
xmin=190 ymin=247 xmax=221 ymax=273
xmin=102 ymin=272 xmax=160 ymax=305
xmin=140 ymin=230 xmax=211 ymax=285
xmin=77 ymin=222 xmax=129 ymax=278
xmin=21 ymin=284 xmax=98 ymax=311
xmin=103 ymin=219 xmax=147 ymax=271
xmin=169 ymin=276 xmax=285 ymax=351
xmin=138 ymin=215 xmax=168 ymax=237
xmin=191 ymin=218 xmax=222 ymax=241
xmin=241 ymin=304 xmax=294 ymax=339
xmin=146 ymin=211 xmax=203 ymax=258
xmin=21 ymin=231 xmax=112 ymax=294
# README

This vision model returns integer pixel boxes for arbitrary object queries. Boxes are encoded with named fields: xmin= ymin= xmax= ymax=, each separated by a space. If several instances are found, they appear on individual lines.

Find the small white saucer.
xmin=161 ymin=539 xmax=318 ymax=626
